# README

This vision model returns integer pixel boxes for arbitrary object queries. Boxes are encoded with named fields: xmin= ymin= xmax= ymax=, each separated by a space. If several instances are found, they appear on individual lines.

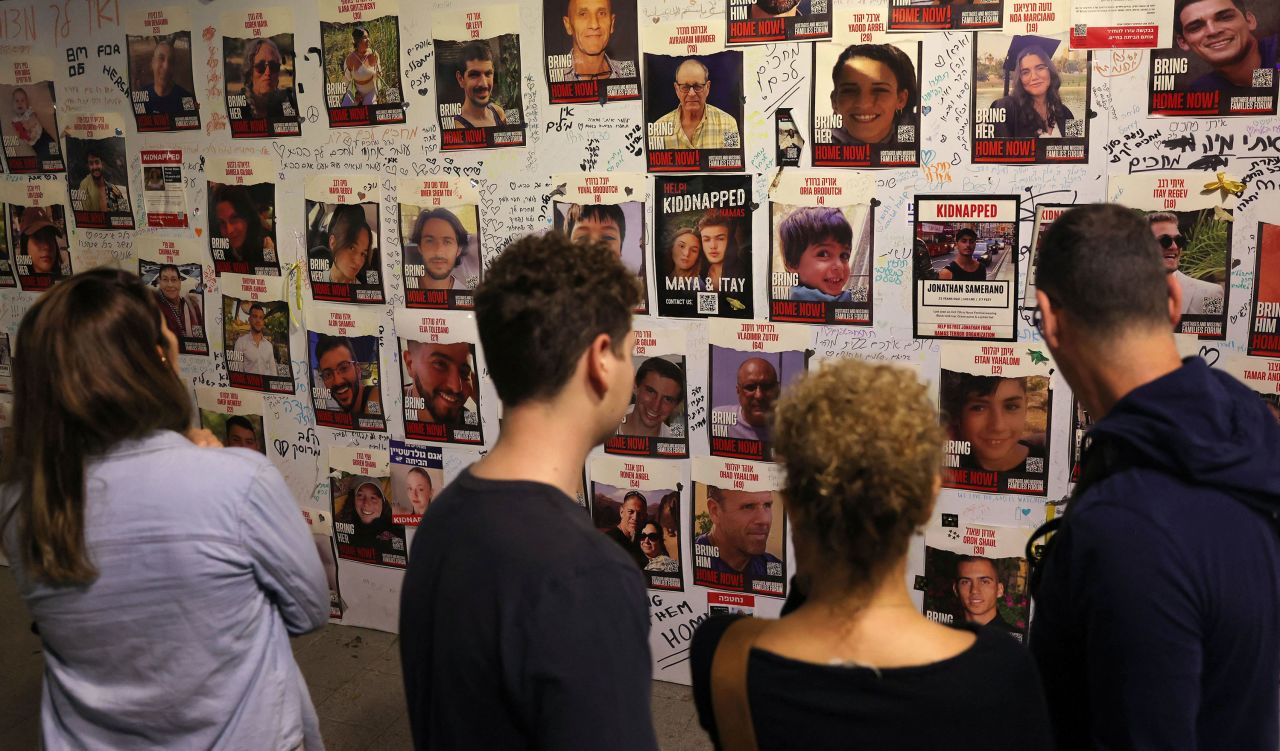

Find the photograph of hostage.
xmin=556 ymin=0 xmax=629 ymax=81
xmin=445 ymin=41 xmax=506 ymax=129
xmin=402 ymin=340 xmax=478 ymax=426
xmin=650 ymin=58 xmax=740 ymax=150
xmin=314 ymin=334 xmax=380 ymax=417
xmin=695 ymin=486 xmax=781 ymax=577
xmin=952 ymin=555 xmax=1023 ymax=636
xmin=988 ymin=39 xmax=1075 ymax=139
xmin=941 ymin=371 xmax=1046 ymax=474
xmin=780 ymin=206 xmax=853 ymax=302
xmin=828 ymin=43 xmax=917 ymax=148
xmin=1175 ymin=0 xmax=1278 ymax=91
xmin=616 ymin=356 xmax=684 ymax=438
xmin=1147 ymin=210 xmax=1224 ymax=315
xmin=405 ymin=207 xmax=471 ymax=291
xmin=604 ymin=490 xmax=650 ymax=568
xmin=712 ymin=357 xmax=781 ymax=452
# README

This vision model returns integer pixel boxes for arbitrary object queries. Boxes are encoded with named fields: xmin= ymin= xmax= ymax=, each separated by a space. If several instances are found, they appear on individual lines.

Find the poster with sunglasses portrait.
xmin=305 ymin=303 xmax=386 ymax=432
xmin=1108 ymin=174 xmax=1233 ymax=339
xmin=919 ymin=520 xmax=1031 ymax=643
xmin=768 ymin=171 xmax=874 ymax=324
xmin=939 ymin=341 xmax=1053 ymax=496
xmin=207 ymin=157 xmax=280 ymax=277
xmin=726 ymin=0 xmax=832 ymax=45
xmin=63 ymin=113 xmax=134 ymax=231
xmin=398 ymin=177 xmax=482 ymax=309
xmin=1250 ymin=218 xmax=1280 ymax=357
xmin=222 ymin=8 xmax=301 ymax=138
xmin=653 ymin=174 xmax=754 ymax=319
xmin=543 ymin=0 xmax=641 ymax=104
xmin=1066 ymin=396 xmax=1094 ymax=484
xmin=300 ymin=506 xmax=346 ymax=619
xmin=320 ymin=0 xmax=406 ymax=128
xmin=886 ymin=0 xmax=1003 ymax=32
xmin=433 ymin=6 xmax=527 ymax=151
xmin=708 ymin=319 xmax=811 ymax=462
xmin=1021 ymin=203 xmax=1073 ymax=309
xmin=590 ymin=454 xmax=685 ymax=592
xmin=221 ymin=273 xmax=295 ymax=394
xmin=329 ymin=446 xmax=407 ymax=569
xmin=692 ymin=456 xmax=787 ymax=598
xmin=606 ymin=326 xmax=688 ymax=459
xmin=551 ymin=172 xmax=648 ymax=314
xmin=912 ymin=195 xmax=1021 ymax=341
xmin=389 ymin=440 xmax=444 ymax=526
xmin=137 ymin=236 xmax=208 ymax=356
xmin=305 ymin=174 xmax=384 ymax=304
xmin=642 ymin=24 xmax=744 ymax=172
xmin=972 ymin=32 xmax=1090 ymax=165
xmin=394 ymin=308 xmax=485 ymax=445
xmin=126 ymin=7 xmax=200 ymax=132
xmin=811 ymin=37 xmax=921 ymax=169
xmin=1148 ymin=1 xmax=1280 ymax=117
xmin=196 ymin=386 xmax=267 ymax=454
xmin=0 ymin=52 xmax=64 ymax=174
xmin=2 ymin=179 xmax=70 ymax=292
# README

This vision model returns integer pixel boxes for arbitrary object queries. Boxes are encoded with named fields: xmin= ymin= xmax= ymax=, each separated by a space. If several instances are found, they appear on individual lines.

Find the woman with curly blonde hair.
xmin=689 ymin=359 xmax=1051 ymax=750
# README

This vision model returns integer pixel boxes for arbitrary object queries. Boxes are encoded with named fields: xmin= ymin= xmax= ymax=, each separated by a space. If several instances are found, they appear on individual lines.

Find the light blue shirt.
xmin=2 ymin=431 xmax=329 ymax=750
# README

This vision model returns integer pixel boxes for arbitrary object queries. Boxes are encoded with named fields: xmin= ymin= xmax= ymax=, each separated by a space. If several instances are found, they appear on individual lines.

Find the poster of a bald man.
xmin=543 ymin=0 xmax=640 ymax=104
xmin=708 ymin=319 xmax=811 ymax=462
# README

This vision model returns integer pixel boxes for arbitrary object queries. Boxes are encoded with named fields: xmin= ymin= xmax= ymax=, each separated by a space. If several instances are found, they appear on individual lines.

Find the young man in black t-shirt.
xmin=399 ymin=232 xmax=657 ymax=750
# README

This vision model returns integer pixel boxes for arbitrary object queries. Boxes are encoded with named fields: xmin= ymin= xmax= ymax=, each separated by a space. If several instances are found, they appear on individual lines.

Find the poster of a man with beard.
xmin=399 ymin=178 xmax=483 ymax=310
xmin=307 ymin=304 xmax=385 ymax=432
xmin=395 ymin=309 xmax=485 ymax=445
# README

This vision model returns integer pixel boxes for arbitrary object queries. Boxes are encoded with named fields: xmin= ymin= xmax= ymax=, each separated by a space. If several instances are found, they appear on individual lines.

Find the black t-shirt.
xmin=691 ymin=615 xmax=1054 ymax=751
xmin=944 ymin=260 xmax=989 ymax=282
xmin=399 ymin=468 xmax=658 ymax=751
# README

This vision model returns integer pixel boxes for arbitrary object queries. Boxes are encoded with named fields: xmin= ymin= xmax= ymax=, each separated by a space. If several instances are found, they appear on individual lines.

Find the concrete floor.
xmin=0 ymin=570 xmax=712 ymax=750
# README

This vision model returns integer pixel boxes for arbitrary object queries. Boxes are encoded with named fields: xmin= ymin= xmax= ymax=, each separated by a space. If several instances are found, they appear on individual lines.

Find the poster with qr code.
xmin=920 ymin=520 xmax=1032 ymax=642
xmin=1067 ymin=1 xmax=1168 ymax=49
xmin=1148 ymin=3 xmax=1280 ymax=117
xmin=886 ymin=0 xmax=1003 ymax=32
xmin=691 ymin=456 xmax=787 ymax=598
xmin=971 ymin=31 xmax=1091 ymax=165
xmin=939 ymin=341 xmax=1053 ymax=496
xmin=726 ymin=0 xmax=832 ymax=45
xmin=653 ymin=174 xmax=754 ymax=320
xmin=810 ymin=38 xmax=921 ymax=168
xmin=1250 ymin=219 xmax=1280 ymax=357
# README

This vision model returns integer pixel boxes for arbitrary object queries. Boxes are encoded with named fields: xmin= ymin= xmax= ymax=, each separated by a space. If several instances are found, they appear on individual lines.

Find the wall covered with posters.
xmin=0 ymin=0 xmax=1277 ymax=686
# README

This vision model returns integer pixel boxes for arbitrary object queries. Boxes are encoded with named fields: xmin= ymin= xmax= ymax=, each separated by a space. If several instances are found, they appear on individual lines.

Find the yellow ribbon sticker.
xmin=1202 ymin=171 xmax=1245 ymax=198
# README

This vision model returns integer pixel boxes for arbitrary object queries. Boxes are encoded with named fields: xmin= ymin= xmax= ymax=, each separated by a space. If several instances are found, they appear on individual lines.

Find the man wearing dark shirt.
xmin=1030 ymin=203 xmax=1280 ymax=749
xmin=937 ymin=228 xmax=989 ymax=281
xmin=953 ymin=556 xmax=1022 ymax=641
xmin=399 ymin=232 xmax=657 ymax=750
xmin=605 ymin=490 xmax=648 ymax=568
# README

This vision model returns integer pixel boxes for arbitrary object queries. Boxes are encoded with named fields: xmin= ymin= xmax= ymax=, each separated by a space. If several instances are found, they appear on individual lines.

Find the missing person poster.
xmin=972 ymin=32 xmax=1090 ymax=164
xmin=320 ymin=0 xmax=406 ymax=127
xmin=329 ymin=446 xmax=407 ymax=569
xmin=552 ymin=172 xmax=648 ymax=314
xmin=887 ymin=0 xmax=1003 ymax=32
xmin=1068 ymin=1 xmax=1169 ymax=49
xmin=606 ymin=326 xmax=689 ymax=459
xmin=0 ymin=202 xmax=15 ymax=289
xmin=1220 ymin=351 xmax=1280 ymax=420
xmin=769 ymin=171 xmax=874 ymax=324
xmin=126 ymin=7 xmax=201 ymax=132
xmin=1067 ymin=396 xmax=1093 ymax=484
xmin=939 ymin=341 xmax=1053 ymax=496
xmin=433 ymin=6 xmax=527 ymax=150
xmin=1021 ymin=203 xmax=1072 ymax=308
xmin=1250 ymin=219 xmax=1280 ymax=357
xmin=223 ymin=8 xmax=301 ymax=138
xmin=921 ymin=521 xmax=1031 ymax=642
xmin=1148 ymin=2 xmax=1279 ymax=117
xmin=140 ymin=149 xmax=188 ymax=228
xmin=726 ymin=0 xmax=832 ymax=45
xmin=399 ymin=177 xmax=482 ymax=309
xmin=811 ymin=37 xmax=921 ymax=168
xmin=196 ymin=386 xmax=267 ymax=454
xmin=709 ymin=319 xmax=811 ymax=461
xmin=207 ymin=157 xmax=280 ymax=277
xmin=389 ymin=440 xmax=444 ymax=526
xmin=692 ymin=456 xmax=786 ymax=598
xmin=63 ymin=113 xmax=134 ymax=231
xmin=137 ymin=236 xmax=209 ymax=356
xmin=590 ymin=454 xmax=685 ymax=591
xmin=222 ymin=273 xmax=295 ymax=394
xmin=543 ymin=0 xmax=641 ymax=104
xmin=305 ymin=175 xmax=384 ymax=304
xmin=642 ymin=24 xmax=744 ymax=172
xmin=0 ymin=51 xmax=64 ymax=173
xmin=3 ymin=179 xmax=70 ymax=292
xmin=306 ymin=304 xmax=386 ymax=432
xmin=1108 ymin=174 xmax=1232 ymax=339
xmin=913 ymin=195 xmax=1020 ymax=341
xmin=653 ymin=174 xmax=753 ymax=319
xmin=394 ymin=308 xmax=484 ymax=445
xmin=301 ymin=507 xmax=345 ymax=619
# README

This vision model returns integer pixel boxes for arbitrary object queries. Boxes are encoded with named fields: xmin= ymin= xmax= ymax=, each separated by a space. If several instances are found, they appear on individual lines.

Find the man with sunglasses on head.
xmin=649 ymin=58 xmax=739 ymax=150
xmin=1147 ymin=211 xmax=1224 ymax=315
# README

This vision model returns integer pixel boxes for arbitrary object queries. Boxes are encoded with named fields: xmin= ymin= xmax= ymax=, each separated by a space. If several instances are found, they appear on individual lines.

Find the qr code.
xmin=1026 ymin=457 xmax=1044 ymax=474
xmin=1253 ymin=67 xmax=1274 ymax=88
xmin=1064 ymin=119 xmax=1085 ymax=138
xmin=897 ymin=124 xmax=917 ymax=143
xmin=767 ymin=561 xmax=782 ymax=577
xmin=697 ymin=292 xmax=719 ymax=315
xmin=1073 ymin=23 xmax=1087 ymax=37
xmin=811 ymin=0 xmax=827 ymax=11
xmin=1203 ymin=294 xmax=1223 ymax=314
xmin=724 ymin=130 xmax=741 ymax=149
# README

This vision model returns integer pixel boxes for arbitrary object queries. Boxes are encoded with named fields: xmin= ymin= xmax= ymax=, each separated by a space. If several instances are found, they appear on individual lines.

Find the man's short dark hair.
xmin=314 ymin=334 xmax=356 ymax=363
xmin=565 ymin=203 xmax=626 ymax=243
xmin=84 ymin=142 xmax=103 ymax=162
xmin=412 ymin=207 xmax=469 ymax=266
xmin=225 ymin=414 xmax=255 ymax=437
xmin=248 ymin=302 xmax=266 ymax=315
xmin=956 ymin=554 xmax=1002 ymax=583
xmin=475 ymin=231 xmax=640 ymax=407
xmin=955 ymin=227 xmax=977 ymax=242
xmin=634 ymin=356 xmax=685 ymax=395
xmin=458 ymin=41 xmax=494 ymax=73
xmin=696 ymin=211 xmax=733 ymax=235
xmin=779 ymin=206 xmax=852 ymax=270
xmin=1036 ymin=203 xmax=1169 ymax=337
xmin=1174 ymin=0 xmax=1249 ymax=37
xmin=831 ymin=43 xmax=919 ymax=115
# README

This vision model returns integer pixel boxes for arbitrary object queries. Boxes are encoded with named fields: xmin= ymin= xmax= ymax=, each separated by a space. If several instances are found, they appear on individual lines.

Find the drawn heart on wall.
xmin=922 ymin=105 xmax=932 ymax=116
xmin=1197 ymin=345 xmax=1220 ymax=367
xmin=357 ymin=192 xmax=367 ymax=200
xmin=194 ymin=228 xmax=203 ymax=237
xmin=921 ymin=149 xmax=936 ymax=166
xmin=274 ymin=439 xmax=289 ymax=458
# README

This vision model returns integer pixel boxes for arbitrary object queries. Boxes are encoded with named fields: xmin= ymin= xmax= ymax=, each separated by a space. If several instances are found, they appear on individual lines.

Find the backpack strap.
xmin=710 ymin=616 xmax=772 ymax=751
